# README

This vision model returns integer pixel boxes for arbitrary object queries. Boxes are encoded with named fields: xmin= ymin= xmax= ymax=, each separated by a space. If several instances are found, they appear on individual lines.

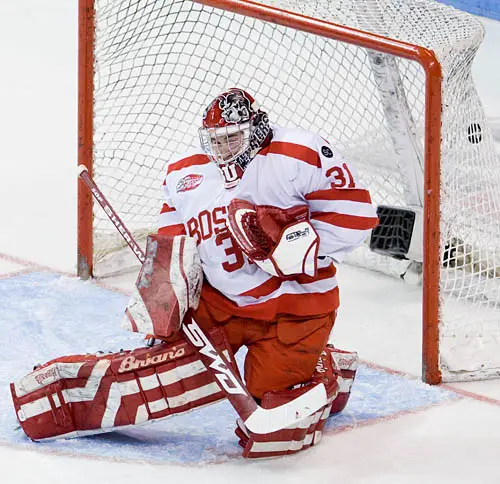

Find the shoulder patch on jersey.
xmin=176 ymin=174 xmax=204 ymax=193
xmin=321 ymin=146 xmax=333 ymax=158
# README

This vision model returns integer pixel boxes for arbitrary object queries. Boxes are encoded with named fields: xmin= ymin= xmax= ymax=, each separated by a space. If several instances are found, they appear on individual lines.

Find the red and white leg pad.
xmin=11 ymin=327 xmax=235 ymax=441
xmin=326 ymin=345 xmax=359 ymax=414
xmin=235 ymin=349 xmax=341 ymax=458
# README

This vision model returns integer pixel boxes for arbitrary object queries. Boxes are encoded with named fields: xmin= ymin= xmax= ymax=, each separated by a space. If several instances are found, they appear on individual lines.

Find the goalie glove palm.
xmin=226 ymin=199 xmax=319 ymax=278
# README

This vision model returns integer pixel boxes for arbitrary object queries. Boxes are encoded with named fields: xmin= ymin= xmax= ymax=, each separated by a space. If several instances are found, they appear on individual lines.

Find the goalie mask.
xmin=199 ymin=88 xmax=271 ymax=189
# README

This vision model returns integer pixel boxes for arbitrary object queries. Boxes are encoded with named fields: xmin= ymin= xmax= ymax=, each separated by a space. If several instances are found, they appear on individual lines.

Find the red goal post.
xmin=78 ymin=0 xmax=94 ymax=282
xmin=77 ymin=0 xmax=500 ymax=385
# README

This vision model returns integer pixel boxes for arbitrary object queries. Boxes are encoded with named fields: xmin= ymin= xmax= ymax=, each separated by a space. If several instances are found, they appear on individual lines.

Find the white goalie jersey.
xmin=159 ymin=126 xmax=378 ymax=319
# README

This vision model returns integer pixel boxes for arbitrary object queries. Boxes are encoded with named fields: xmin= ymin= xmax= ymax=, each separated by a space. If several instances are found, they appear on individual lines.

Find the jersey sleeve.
xmin=158 ymin=176 xmax=187 ymax=236
xmin=294 ymin=137 xmax=379 ymax=262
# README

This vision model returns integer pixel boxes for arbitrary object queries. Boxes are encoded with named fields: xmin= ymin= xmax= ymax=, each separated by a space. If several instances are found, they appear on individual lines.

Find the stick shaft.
xmin=78 ymin=165 xmax=145 ymax=264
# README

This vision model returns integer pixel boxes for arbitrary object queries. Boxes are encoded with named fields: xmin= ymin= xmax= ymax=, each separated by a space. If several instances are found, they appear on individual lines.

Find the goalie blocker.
xmin=123 ymin=233 xmax=203 ymax=340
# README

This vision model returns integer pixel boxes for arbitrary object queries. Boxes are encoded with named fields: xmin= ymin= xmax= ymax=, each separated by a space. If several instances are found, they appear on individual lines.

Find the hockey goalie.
xmin=11 ymin=88 xmax=377 ymax=458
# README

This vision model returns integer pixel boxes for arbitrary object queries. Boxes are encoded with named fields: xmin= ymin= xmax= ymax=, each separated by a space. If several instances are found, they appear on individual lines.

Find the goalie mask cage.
xmin=78 ymin=0 xmax=500 ymax=384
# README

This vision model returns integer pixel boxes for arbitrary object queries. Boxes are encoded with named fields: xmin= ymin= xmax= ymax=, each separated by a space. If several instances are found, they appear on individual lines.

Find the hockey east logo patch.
xmin=176 ymin=174 xmax=204 ymax=193
xmin=321 ymin=146 xmax=333 ymax=158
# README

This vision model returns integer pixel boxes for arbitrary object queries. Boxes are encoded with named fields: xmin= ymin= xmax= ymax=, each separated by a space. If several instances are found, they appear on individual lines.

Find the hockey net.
xmin=78 ymin=0 xmax=500 ymax=383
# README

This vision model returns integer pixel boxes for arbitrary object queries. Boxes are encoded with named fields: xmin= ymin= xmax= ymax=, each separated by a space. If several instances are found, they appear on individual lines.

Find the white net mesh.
xmin=88 ymin=0 xmax=500 ymax=380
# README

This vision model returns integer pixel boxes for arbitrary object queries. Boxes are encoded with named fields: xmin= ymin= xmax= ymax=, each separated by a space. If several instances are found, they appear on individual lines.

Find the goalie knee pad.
xmin=11 ymin=327 xmax=235 ymax=441
xmin=236 ymin=349 xmax=341 ymax=458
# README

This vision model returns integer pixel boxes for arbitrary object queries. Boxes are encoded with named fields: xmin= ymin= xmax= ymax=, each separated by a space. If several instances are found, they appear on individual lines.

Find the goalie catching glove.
xmin=226 ymin=199 xmax=319 ymax=278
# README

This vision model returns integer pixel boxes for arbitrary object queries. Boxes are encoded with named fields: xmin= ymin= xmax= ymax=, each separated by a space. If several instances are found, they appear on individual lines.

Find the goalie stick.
xmin=77 ymin=164 xmax=327 ymax=434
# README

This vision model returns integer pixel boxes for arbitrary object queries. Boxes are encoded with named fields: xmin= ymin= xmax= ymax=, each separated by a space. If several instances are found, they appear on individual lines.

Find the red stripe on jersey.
xmin=241 ymin=276 xmax=281 ymax=298
xmin=295 ymin=263 xmax=337 ymax=284
xmin=203 ymin=284 xmax=339 ymax=320
xmin=167 ymin=154 xmax=210 ymax=175
xmin=267 ymin=142 xmax=321 ymax=168
xmin=306 ymin=188 xmax=373 ymax=204
xmin=312 ymin=212 xmax=379 ymax=230
xmin=241 ymin=264 xmax=337 ymax=299
xmin=158 ymin=224 xmax=186 ymax=236
xmin=160 ymin=203 xmax=176 ymax=214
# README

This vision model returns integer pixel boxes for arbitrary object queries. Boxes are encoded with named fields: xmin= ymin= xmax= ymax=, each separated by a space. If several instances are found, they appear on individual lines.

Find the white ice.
xmin=0 ymin=2 xmax=500 ymax=483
